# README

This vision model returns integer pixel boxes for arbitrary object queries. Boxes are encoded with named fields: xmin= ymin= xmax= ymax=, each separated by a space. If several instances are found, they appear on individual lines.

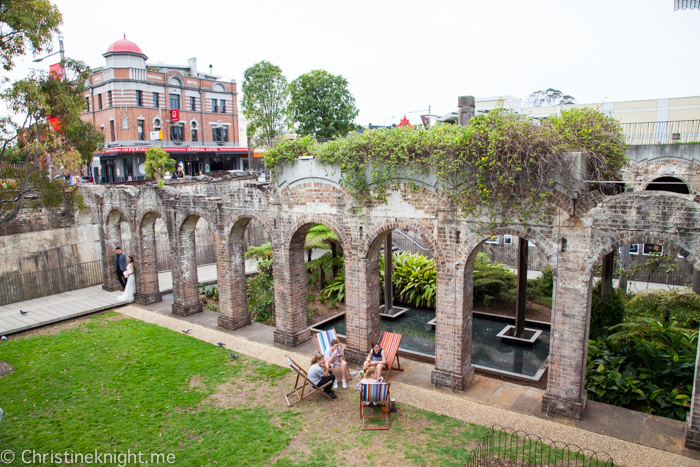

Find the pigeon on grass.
xmin=1 ymin=336 xmax=7 ymax=341
xmin=217 ymin=342 xmax=225 ymax=347
xmin=182 ymin=329 xmax=191 ymax=334
xmin=230 ymin=353 xmax=239 ymax=359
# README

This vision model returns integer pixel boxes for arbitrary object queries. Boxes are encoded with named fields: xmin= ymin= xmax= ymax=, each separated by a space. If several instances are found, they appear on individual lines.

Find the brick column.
xmin=134 ymin=213 xmax=162 ymax=305
xmin=431 ymin=255 xmax=475 ymax=391
xmin=101 ymin=210 xmax=124 ymax=292
xmin=542 ymin=267 xmax=590 ymax=420
xmin=272 ymin=237 xmax=310 ymax=346
xmin=344 ymin=254 xmax=381 ymax=364
xmin=171 ymin=216 xmax=202 ymax=316
xmin=685 ymin=330 xmax=700 ymax=450
xmin=217 ymin=224 xmax=251 ymax=330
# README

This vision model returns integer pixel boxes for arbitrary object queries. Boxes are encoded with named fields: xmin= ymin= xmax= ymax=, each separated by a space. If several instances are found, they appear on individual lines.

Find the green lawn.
xmin=0 ymin=312 xmax=600 ymax=466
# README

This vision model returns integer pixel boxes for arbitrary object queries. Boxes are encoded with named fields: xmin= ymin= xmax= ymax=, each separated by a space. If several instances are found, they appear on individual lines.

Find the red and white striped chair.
xmin=379 ymin=331 xmax=403 ymax=380
xmin=359 ymin=382 xmax=391 ymax=430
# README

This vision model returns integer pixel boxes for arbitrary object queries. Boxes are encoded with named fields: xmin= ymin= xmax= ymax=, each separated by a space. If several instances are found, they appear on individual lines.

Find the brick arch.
xmin=456 ymin=227 xmax=556 ymax=277
xmin=359 ymin=221 xmax=441 ymax=266
xmin=282 ymin=214 xmax=351 ymax=254
xmin=365 ymin=183 xmax=455 ymax=213
xmin=105 ymin=206 xmax=130 ymax=227
xmin=176 ymin=209 xmax=216 ymax=235
xmin=224 ymin=211 xmax=277 ymax=245
xmin=584 ymin=232 xmax=700 ymax=282
xmin=136 ymin=209 xmax=165 ymax=232
xmin=627 ymin=159 xmax=700 ymax=193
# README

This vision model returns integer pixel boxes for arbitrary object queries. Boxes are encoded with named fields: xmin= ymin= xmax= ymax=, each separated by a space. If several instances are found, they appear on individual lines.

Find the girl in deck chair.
xmin=308 ymin=354 xmax=337 ymax=399
xmin=363 ymin=342 xmax=386 ymax=379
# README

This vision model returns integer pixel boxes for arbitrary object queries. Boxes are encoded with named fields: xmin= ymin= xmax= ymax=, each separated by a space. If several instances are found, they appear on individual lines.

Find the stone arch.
xmin=133 ymin=210 xmax=165 ymax=304
xmin=100 ymin=207 xmax=132 ymax=291
xmin=645 ymin=176 xmax=690 ymax=195
xmin=584 ymin=232 xmax=699 ymax=283
xmin=359 ymin=220 xmax=440 ymax=264
xmin=279 ymin=181 xmax=357 ymax=214
xmin=283 ymin=215 xmax=350 ymax=254
xmin=224 ymin=211 xmax=276 ymax=246
xmin=77 ymin=206 xmax=96 ymax=225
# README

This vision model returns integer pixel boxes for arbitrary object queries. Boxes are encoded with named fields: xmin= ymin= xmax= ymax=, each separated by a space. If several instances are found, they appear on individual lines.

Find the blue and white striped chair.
xmin=360 ymin=383 xmax=391 ymax=430
xmin=313 ymin=329 xmax=338 ymax=357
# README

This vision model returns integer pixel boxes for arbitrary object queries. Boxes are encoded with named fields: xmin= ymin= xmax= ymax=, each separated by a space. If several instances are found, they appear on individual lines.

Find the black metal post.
xmin=619 ymin=245 xmax=630 ymax=293
xmin=384 ymin=232 xmax=393 ymax=314
xmin=601 ymin=251 xmax=614 ymax=301
xmin=514 ymin=237 xmax=528 ymax=338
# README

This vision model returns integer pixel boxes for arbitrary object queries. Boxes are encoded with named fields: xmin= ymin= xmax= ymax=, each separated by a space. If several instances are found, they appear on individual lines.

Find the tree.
xmin=523 ymin=88 xmax=576 ymax=108
xmin=288 ymin=69 xmax=358 ymax=140
xmin=0 ymin=0 xmax=62 ymax=71
xmin=144 ymin=147 xmax=176 ymax=184
xmin=241 ymin=60 xmax=288 ymax=148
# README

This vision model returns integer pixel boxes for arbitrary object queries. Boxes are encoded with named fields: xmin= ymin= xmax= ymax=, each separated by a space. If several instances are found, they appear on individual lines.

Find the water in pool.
xmin=314 ymin=307 xmax=550 ymax=378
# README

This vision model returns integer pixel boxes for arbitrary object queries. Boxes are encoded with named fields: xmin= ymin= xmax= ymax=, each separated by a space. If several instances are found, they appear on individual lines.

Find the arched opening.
xmin=645 ymin=176 xmax=690 ymax=194
xmin=170 ymin=214 xmax=214 ymax=316
xmin=273 ymin=221 xmax=346 ymax=347
xmin=102 ymin=208 xmax=132 ymax=291
xmin=132 ymin=211 xmax=168 ymax=305
xmin=465 ymin=234 xmax=551 ymax=386
xmin=77 ymin=207 xmax=96 ymax=226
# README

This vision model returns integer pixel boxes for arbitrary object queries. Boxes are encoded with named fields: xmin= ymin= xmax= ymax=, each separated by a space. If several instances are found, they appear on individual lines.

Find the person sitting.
xmin=308 ymin=353 xmax=336 ymax=399
xmin=324 ymin=339 xmax=349 ymax=389
xmin=363 ymin=342 xmax=386 ymax=379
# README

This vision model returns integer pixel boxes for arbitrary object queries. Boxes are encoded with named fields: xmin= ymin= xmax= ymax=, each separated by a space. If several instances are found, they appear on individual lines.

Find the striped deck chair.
xmin=283 ymin=356 xmax=333 ymax=407
xmin=313 ymin=328 xmax=338 ymax=356
xmin=359 ymin=383 xmax=391 ymax=430
xmin=379 ymin=331 xmax=403 ymax=380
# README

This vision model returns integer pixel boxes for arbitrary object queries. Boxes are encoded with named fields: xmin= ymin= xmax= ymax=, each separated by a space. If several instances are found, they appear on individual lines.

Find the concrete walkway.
xmin=117 ymin=302 xmax=700 ymax=467
xmin=0 ymin=262 xmax=254 ymax=336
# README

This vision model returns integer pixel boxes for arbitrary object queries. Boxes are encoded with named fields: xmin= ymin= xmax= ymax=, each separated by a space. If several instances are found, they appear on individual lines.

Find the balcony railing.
xmin=622 ymin=120 xmax=700 ymax=145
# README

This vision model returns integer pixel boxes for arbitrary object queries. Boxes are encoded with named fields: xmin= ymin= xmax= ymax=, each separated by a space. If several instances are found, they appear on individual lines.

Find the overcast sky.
xmin=8 ymin=0 xmax=700 ymax=127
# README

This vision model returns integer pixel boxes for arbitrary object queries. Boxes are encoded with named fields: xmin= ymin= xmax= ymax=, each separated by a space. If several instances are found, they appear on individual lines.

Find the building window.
xmin=190 ymin=96 xmax=196 ymax=111
xmin=138 ymin=121 xmax=144 ymax=141
xmin=169 ymin=94 xmax=180 ymax=110
xmin=98 ymin=94 xmax=103 ymax=110
xmin=107 ymin=90 xmax=113 ymax=107
xmin=136 ymin=90 xmax=143 ymax=107
xmin=220 ymin=99 xmax=226 ymax=113
xmin=192 ymin=128 xmax=197 ymax=142
xmin=213 ymin=127 xmax=228 ymax=142
xmin=212 ymin=98 xmax=218 ymax=113
xmin=170 ymin=125 xmax=183 ymax=141
xmin=85 ymin=97 xmax=90 ymax=112
xmin=153 ymin=92 xmax=159 ymax=109
xmin=109 ymin=120 xmax=115 ymax=141
xmin=503 ymin=235 xmax=512 ymax=245
xmin=485 ymin=235 xmax=499 ymax=244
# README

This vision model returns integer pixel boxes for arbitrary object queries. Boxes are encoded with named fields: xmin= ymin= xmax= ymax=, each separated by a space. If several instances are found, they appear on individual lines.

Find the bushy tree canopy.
xmin=241 ymin=60 xmax=288 ymax=148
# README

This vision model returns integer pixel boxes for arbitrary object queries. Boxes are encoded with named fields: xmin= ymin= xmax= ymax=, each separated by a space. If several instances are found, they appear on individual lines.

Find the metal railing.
xmin=482 ymin=244 xmax=549 ymax=271
xmin=392 ymin=228 xmax=433 ymax=258
xmin=0 ymin=260 xmax=103 ymax=306
xmin=621 ymin=120 xmax=700 ymax=145
xmin=155 ymin=244 xmax=216 ymax=272
xmin=466 ymin=425 xmax=614 ymax=467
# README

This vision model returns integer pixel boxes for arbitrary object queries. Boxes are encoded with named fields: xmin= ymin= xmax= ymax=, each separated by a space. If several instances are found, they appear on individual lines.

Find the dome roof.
xmin=105 ymin=35 xmax=145 ymax=55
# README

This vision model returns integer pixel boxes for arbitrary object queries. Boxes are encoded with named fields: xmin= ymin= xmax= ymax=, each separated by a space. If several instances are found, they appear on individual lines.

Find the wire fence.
xmin=0 ymin=260 xmax=103 ymax=306
xmin=621 ymin=120 xmax=700 ymax=145
xmin=465 ymin=425 xmax=615 ymax=467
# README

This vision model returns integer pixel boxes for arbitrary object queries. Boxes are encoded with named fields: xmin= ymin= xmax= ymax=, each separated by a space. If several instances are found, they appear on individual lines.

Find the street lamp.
xmin=383 ymin=116 xmax=395 ymax=128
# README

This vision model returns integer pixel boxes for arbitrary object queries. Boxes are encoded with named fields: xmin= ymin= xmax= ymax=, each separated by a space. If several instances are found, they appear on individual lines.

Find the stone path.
xmin=116 ymin=304 xmax=700 ymax=467
xmin=0 ymin=262 xmax=254 ymax=336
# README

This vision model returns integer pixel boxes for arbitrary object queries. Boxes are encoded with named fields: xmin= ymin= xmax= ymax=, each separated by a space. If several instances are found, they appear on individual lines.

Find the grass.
xmin=0 ymin=312 xmax=609 ymax=466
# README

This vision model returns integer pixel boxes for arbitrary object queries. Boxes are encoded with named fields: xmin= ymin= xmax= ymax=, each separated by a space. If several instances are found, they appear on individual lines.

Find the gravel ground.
xmin=117 ymin=305 xmax=700 ymax=467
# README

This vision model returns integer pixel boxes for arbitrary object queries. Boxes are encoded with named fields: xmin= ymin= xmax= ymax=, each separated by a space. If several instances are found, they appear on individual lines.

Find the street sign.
xmin=170 ymin=108 xmax=180 ymax=122
xmin=149 ymin=131 xmax=160 ymax=140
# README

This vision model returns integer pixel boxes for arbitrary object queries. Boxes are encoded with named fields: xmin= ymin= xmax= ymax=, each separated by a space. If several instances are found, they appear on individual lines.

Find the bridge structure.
xmin=80 ymin=154 xmax=700 ymax=448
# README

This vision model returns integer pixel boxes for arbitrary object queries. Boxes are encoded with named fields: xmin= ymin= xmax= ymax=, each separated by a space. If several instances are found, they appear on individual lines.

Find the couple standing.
xmin=114 ymin=246 xmax=135 ymax=303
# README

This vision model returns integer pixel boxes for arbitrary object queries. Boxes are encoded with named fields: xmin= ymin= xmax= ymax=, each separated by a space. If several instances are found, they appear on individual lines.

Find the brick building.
xmin=82 ymin=36 xmax=247 ymax=182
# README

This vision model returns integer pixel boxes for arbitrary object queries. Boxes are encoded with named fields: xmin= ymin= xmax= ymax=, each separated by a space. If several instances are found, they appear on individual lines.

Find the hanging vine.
xmin=264 ymin=108 xmax=627 ymax=225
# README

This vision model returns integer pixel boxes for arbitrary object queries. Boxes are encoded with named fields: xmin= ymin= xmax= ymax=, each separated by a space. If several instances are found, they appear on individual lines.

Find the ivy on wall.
xmin=264 ymin=108 xmax=627 ymax=225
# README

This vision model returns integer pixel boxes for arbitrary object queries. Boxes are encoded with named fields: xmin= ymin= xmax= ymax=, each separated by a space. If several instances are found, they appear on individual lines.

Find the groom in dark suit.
xmin=114 ymin=247 xmax=127 ymax=290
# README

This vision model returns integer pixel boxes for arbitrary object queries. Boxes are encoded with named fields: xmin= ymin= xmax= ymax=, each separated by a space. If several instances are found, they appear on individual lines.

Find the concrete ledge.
xmin=218 ymin=314 xmax=251 ymax=331
xmin=134 ymin=292 xmax=162 ymax=305
xmin=171 ymin=302 xmax=203 ymax=317
xmin=542 ymin=392 xmax=587 ymax=420
xmin=273 ymin=328 xmax=311 ymax=347
xmin=431 ymin=365 xmax=474 ymax=392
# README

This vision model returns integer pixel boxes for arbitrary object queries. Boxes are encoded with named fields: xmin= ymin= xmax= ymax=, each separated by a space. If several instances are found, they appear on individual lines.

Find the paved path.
xmin=0 ymin=262 xmax=255 ymax=336
xmin=117 ymin=303 xmax=700 ymax=467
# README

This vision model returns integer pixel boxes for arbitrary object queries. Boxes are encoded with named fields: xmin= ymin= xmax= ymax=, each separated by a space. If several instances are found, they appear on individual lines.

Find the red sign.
xmin=49 ymin=63 xmax=62 ymax=79
xmin=170 ymin=109 xmax=180 ymax=122
xmin=102 ymin=147 xmax=249 ymax=154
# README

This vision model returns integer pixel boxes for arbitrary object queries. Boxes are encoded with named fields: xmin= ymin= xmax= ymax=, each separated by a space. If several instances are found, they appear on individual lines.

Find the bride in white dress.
xmin=117 ymin=256 xmax=135 ymax=303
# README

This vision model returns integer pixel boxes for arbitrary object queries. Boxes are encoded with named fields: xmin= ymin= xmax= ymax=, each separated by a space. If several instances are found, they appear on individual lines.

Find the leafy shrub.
xmin=246 ymin=251 xmax=275 ymax=324
xmin=586 ymin=333 xmax=696 ymax=421
xmin=625 ymin=289 xmax=700 ymax=329
xmin=321 ymin=272 xmax=345 ymax=303
xmin=389 ymin=252 xmax=437 ymax=308
xmin=589 ymin=281 xmax=626 ymax=339
xmin=473 ymin=262 xmax=516 ymax=306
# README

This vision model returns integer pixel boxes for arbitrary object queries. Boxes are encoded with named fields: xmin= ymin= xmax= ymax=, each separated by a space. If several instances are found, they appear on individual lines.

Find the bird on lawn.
xmin=217 ymin=342 xmax=225 ymax=347
xmin=19 ymin=310 xmax=28 ymax=316
xmin=1 ymin=336 xmax=7 ymax=341
xmin=230 ymin=353 xmax=238 ymax=359
xmin=182 ymin=329 xmax=191 ymax=334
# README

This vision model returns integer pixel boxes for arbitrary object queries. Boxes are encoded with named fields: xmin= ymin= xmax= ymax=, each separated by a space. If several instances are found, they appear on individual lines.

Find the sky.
xmin=6 ymin=0 xmax=700 ymax=127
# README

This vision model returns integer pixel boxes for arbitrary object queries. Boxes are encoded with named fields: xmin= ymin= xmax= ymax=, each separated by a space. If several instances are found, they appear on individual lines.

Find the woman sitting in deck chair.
xmin=308 ymin=353 xmax=337 ymax=399
xmin=363 ymin=342 xmax=386 ymax=379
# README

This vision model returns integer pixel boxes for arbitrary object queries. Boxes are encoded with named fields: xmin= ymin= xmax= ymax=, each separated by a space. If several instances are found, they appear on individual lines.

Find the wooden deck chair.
xmin=379 ymin=331 xmax=404 ymax=380
xmin=283 ymin=355 xmax=333 ymax=407
xmin=0 ymin=407 xmax=6 ymax=448
xmin=359 ymin=383 xmax=391 ymax=430
xmin=313 ymin=328 xmax=338 ymax=356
